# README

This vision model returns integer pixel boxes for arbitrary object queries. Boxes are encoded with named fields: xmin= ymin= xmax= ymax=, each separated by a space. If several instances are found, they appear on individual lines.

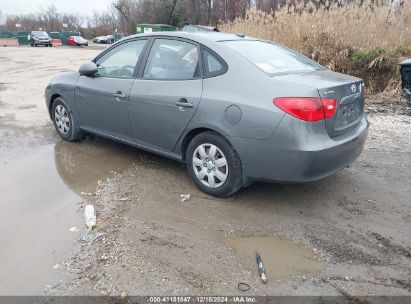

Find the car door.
xmin=128 ymin=38 xmax=203 ymax=152
xmin=75 ymin=39 xmax=148 ymax=138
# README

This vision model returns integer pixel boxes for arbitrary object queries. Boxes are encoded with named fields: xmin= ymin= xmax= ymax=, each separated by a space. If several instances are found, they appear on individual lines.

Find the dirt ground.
xmin=0 ymin=46 xmax=410 ymax=298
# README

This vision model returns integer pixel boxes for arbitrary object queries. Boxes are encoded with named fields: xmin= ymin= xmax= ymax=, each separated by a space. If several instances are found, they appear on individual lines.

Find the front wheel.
xmin=186 ymin=131 xmax=242 ymax=197
xmin=52 ymin=98 xmax=83 ymax=141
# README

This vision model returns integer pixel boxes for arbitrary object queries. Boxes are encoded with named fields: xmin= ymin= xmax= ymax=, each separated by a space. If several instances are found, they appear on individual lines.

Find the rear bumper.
xmin=35 ymin=41 xmax=52 ymax=45
xmin=231 ymin=115 xmax=369 ymax=186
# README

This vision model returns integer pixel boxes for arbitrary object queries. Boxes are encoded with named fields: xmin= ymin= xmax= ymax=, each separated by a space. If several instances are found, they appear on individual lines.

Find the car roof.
xmin=124 ymin=31 xmax=256 ymax=44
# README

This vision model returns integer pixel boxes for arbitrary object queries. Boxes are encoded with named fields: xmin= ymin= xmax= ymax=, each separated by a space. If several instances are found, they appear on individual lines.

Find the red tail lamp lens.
xmin=273 ymin=97 xmax=336 ymax=121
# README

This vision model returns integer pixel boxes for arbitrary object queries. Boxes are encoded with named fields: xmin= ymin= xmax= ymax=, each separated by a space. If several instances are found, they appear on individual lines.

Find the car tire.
xmin=52 ymin=97 xmax=84 ymax=141
xmin=186 ymin=131 xmax=242 ymax=197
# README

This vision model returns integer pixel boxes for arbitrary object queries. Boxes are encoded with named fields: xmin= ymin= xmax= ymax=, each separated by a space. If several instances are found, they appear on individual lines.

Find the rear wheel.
xmin=186 ymin=131 xmax=242 ymax=197
xmin=52 ymin=98 xmax=83 ymax=141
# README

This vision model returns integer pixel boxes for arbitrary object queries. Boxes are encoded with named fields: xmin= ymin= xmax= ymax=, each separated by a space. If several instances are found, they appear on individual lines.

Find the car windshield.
xmin=223 ymin=40 xmax=323 ymax=75
xmin=33 ymin=31 xmax=49 ymax=38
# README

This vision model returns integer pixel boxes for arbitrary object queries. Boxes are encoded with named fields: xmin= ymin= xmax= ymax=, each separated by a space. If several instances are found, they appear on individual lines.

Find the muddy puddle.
xmin=53 ymin=137 xmax=138 ymax=195
xmin=0 ymin=134 xmax=137 ymax=295
xmin=225 ymin=236 xmax=325 ymax=280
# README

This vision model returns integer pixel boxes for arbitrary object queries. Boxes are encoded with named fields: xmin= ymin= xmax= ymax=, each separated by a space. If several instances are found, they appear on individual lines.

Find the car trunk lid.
xmin=274 ymin=70 xmax=365 ymax=138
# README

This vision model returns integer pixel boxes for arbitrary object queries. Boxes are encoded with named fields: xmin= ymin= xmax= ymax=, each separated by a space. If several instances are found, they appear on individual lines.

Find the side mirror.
xmin=79 ymin=61 xmax=98 ymax=76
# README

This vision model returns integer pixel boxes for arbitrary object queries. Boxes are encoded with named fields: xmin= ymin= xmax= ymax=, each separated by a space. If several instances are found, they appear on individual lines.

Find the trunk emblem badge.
xmin=351 ymin=84 xmax=357 ymax=93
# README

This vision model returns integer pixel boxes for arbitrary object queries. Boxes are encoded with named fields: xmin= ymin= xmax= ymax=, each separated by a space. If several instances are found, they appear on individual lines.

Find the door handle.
xmin=175 ymin=98 xmax=193 ymax=108
xmin=113 ymin=91 xmax=126 ymax=101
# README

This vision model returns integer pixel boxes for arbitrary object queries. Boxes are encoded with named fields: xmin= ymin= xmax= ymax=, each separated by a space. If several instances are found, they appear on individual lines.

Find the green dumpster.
xmin=136 ymin=24 xmax=177 ymax=34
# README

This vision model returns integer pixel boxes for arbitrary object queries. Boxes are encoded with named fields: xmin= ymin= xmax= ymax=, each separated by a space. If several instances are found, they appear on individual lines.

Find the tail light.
xmin=273 ymin=97 xmax=336 ymax=121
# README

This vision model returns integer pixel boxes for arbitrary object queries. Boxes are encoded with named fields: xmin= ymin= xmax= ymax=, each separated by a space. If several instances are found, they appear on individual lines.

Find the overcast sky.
xmin=0 ymin=0 xmax=112 ymax=16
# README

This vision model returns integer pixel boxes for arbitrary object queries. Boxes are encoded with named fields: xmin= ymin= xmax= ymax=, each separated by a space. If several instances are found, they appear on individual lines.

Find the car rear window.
xmin=223 ymin=40 xmax=323 ymax=75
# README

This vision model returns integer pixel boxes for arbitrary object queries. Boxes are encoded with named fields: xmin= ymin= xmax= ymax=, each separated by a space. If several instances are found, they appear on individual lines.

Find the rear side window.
xmin=223 ymin=40 xmax=323 ymax=75
xmin=143 ymin=39 xmax=200 ymax=80
xmin=202 ymin=49 xmax=226 ymax=78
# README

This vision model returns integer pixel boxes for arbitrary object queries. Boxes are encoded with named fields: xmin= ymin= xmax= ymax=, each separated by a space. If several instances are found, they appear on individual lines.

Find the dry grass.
xmin=220 ymin=2 xmax=411 ymax=95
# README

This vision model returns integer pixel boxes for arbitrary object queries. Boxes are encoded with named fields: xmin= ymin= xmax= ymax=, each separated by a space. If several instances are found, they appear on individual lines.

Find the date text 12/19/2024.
xmin=149 ymin=296 xmax=257 ymax=303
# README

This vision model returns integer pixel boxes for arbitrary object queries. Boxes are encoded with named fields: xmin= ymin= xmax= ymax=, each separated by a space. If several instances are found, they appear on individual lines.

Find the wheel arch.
xmin=48 ymin=93 xmax=62 ymax=119
xmin=179 ymin=126 xmax=236 ymax=161
xmin=181 ymin=128 xmax=208 ymax=161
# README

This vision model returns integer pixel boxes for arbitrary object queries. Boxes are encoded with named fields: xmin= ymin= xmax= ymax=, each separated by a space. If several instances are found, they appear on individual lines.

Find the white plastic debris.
xmin=52 ymin=264 xmax=60 ymax=270
xmin=84 ymin=205 xmax=96 ymax=229
xmin=180 ymin=193 xmax=191 ymax=202
xmin=69 ymin=227 xmax=79 ymax=232
xmin=80 ymin=192 xmax=93 ymax=196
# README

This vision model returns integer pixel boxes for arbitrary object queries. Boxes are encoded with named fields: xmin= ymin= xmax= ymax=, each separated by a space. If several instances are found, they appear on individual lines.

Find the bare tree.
xmin=33 ymin=4 xmax=61 ymax=31
xmin=113 ymin=0 xmax=132 ymax=33
xmin=168 ymin=0 xmax=179 ymax=24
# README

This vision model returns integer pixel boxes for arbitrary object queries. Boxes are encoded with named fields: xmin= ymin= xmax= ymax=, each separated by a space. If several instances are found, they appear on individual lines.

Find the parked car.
xmin=92 ymin=36 xmax=105 ymax=44
xmin=67 ymin=36 xmax=88 ymax=46
xmin=92 ymin=35 xmax=115 ymax=44
xmin=45 ymin=32 xmax=369 ymax=197
xmin=182 ymin=24 xmax=219 ymax=32
xmin=28 ymin=31 xmax=52 ymax=47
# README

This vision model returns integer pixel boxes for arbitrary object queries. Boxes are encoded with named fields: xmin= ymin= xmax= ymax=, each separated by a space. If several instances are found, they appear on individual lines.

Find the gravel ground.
xmin=45 ymin=98 xmax=411 ymax=298
xmin=0 ymin=47 xmax=410 ymax=298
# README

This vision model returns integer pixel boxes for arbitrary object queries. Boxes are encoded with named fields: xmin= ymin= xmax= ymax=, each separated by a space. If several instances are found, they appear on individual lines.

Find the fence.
xmin=0 ymin=31 xmax=30 ymax=45
xmin=0 ymin=31 xmax=124 ymax=46
xmin=0 ymin=31 xmax=81 ymax=45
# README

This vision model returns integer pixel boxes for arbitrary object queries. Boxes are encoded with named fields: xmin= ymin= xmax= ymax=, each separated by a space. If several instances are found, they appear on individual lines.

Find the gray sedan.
xmin=45 ymin=32 xmax=369 ymax=197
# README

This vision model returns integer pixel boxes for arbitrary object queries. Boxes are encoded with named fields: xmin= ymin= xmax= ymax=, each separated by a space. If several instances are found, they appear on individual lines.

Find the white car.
xmin=92 ymin=35 xmax=115 ymax=44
